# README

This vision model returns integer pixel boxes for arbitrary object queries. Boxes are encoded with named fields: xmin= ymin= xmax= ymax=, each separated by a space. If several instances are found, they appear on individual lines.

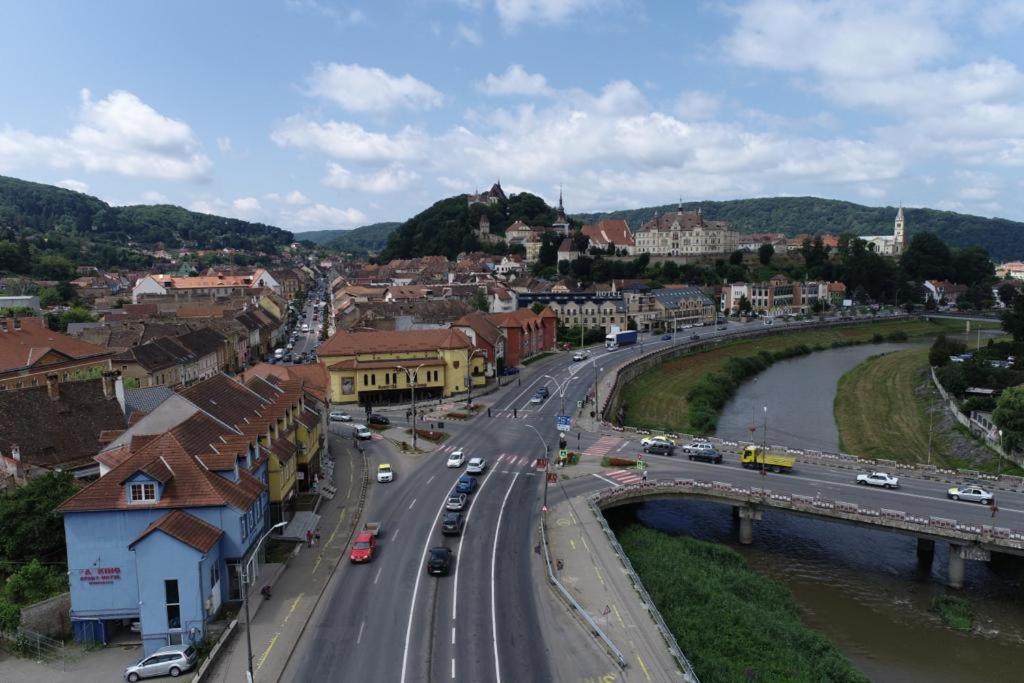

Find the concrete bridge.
xmin=591 ymin=479 xmax=1024 ymax=589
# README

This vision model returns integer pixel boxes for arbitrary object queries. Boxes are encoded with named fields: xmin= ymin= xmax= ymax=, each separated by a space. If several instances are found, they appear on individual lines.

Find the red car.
xmin=349 ymin=532 xmax=376 ymax=563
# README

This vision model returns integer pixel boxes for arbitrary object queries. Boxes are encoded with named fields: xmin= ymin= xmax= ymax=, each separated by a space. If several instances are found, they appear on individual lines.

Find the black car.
xmin=427 ymin=547 xmax=452 ymax=575
xmin=690 ymin=334 xmax=700 ymax=341
xmin=440 ymin=512 xmax=464 ymax=536
xmin=537 ymin=386 xmax=550 ymax=398
xmin=368 ymin=414 xmax=390 ymax=426
xmin=283 ymin=353 xmax=293 ymax=363
xmin=644 ymin=442 xmax=675 ymax=456
xmin=688 ymin=448 xmax=723 ymax=464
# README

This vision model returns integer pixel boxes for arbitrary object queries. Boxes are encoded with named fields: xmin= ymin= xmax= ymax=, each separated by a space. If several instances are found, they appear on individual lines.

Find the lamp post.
xmin=466 ymin=349 xmax=487 ymax=408
xmin=998 ymin=429 xmax=1004 ymax=477
xmin=544 ymin=373 xmax=578 ymax=415
xmin=761 ymin=405 xmax=768 ymax=477
xmin=396 ymin=363 xmax=429 ymax=451
xmin=592 ymin=363 xmax=605 ymax=422
xmin=524 ymin=423 xmax=551 ymax=511
xmin=241 ymin=520 xmax=286 ymax=683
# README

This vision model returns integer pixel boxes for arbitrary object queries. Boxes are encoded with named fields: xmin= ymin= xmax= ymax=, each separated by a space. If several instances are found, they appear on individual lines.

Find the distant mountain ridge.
xmin=296 ymin=222 xmax=401 ymax=253
xmin=0 ymin=174 xmax=292 ymax=252
xmin=573 ymin=197 xmax=1024 ymax=261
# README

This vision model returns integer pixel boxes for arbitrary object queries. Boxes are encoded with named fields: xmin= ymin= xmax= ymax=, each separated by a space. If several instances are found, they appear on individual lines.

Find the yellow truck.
xmin=740 ymin=445 xmax=795 ymax=473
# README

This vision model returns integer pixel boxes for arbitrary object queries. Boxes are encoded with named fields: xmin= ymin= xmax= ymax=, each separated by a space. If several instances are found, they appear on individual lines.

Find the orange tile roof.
xmin=129 ymin=509 xmax=223 ymax=553
xmin=319 ymin=328 xmax=471 ymax=357
xmin=0 ymin=316 xmax=111 ymax=372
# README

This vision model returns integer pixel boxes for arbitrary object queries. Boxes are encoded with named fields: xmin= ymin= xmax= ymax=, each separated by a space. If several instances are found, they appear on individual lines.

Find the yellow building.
xmin=295 ymin=407 xmax=322 ymax=491
xmin=318 ymin=329 xmax=485 ymax=405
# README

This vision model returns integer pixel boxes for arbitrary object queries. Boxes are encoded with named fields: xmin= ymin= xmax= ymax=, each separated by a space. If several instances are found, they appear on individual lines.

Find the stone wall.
xmin=19 ymin=592 xmax=71 ymax=639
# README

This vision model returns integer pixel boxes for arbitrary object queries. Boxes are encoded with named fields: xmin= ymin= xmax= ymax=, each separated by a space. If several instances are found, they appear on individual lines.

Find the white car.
xmin=353 ymin=424 xmax=372 ymax=440
xmin=947 ymin=485 xmax=994 ymax=504
xmin=681 ymin=441 xmax=716 ymax=455
xmin=572 ymin=352 xmax=585 ymax=361
xmin=446 ymin=450 xmax=466 ymax=468
xmin=466 ymin=457 xmax=487 ymax=474
xmin=641 ymin=435 xmax=676 ymax=447
xmin=377 ymin=463 xmax=394 ymax=483
xmin=329 ymin=410 xmax=352 ymax=422
xmin=856 ymin=471 xmax=899 ymax=489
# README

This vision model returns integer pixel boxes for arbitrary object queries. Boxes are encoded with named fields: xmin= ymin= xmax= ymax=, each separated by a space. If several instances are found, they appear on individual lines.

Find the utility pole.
xmin=761 ymin=405 xmax=768 ymax=477
xmin=398 ymin=363 xmax=428 ymax=451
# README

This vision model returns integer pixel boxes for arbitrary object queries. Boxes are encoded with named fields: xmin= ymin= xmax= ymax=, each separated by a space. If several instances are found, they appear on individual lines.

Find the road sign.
xmin=556 ymin=415 xmax=572 ymax=431
xmin=535 ymin=458 xmax=548 ymax=470
xmin=547 ymin=472 xmax=558 ymax=483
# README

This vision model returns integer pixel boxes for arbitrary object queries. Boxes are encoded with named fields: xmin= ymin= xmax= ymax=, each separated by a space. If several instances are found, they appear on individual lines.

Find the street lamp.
xmin=761 ymin=405 xmax=768 ymax=477
xmin=998 ymin=429 xmax=1004 ymax=477
xmin=241 ymin=520 xmax=287 ymax=683
xmin=465 ymin=349 xmax=487 ymax=408
xmin=396 ymin=363 xmax=430 ymax=451
xmin=524 ymin=423 xmax=551 ymax=511
xmin=543 ymin=373 xmax=578 ymax=415
xmin=592 ymin=363 xmax=605 ymax=422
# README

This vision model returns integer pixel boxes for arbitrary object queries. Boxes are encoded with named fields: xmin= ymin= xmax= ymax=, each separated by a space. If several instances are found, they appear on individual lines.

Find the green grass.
xmin=620 ymin=318 xmax=980 ymax=434
xmin=617 ymin=524 xmax=868 ymax=683
xmin=930 ymin=594 xmax=974 ymax=632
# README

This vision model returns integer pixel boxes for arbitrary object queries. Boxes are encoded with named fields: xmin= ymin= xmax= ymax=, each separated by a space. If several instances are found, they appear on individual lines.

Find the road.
xmin=282 ymin=318 xmax=1024 ymax=682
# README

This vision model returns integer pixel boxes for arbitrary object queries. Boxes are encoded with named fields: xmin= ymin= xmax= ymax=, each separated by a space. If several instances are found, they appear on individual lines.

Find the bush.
xmin=886 ymin=331 xmax=908 ymax=342
xmin=930 ymin=595 xmax=973 ymax=632
xmin=601 ymin=456 xmax=638 ymax=467
xmin=871 ymin=333 xmax=884 ymax=343
xmin=414 ymin=428 xmax=445 ymax=441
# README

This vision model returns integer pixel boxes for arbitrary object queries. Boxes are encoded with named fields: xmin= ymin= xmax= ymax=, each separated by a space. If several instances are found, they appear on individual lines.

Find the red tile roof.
xmin=0 ymin=316 xmax=111 ymax=372
xmin=129 ymin=510 xmax=224 ymax=552
xmin=582 ymin=219 xmax=634 ymax=247
xmin=318 ymin=328 xmax=472 ymax=357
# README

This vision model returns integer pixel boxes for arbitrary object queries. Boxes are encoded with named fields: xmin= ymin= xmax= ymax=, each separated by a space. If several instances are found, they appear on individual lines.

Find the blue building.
xmin=58 ymin=430 xmax=269 ymax=654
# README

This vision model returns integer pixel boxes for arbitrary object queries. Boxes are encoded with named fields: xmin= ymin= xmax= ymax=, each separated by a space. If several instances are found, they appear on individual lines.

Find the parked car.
xmin=368 ymin=414 xmax=391 ymax=426
xmin=947 ymin=485 xmax=993 ymax=504
xmin=644 ymin=442 xmax=675 ymax=456
xmin=446 ymin=449 xmax=466 ymax=468
xmin=456 ymin=474 xmax=477 ymax=494
xmin=353 ymin=424 xmax=372 ymax=439
xmin=466 ymin=457 xmax=487 ymax=474
xmin=441 ymin=511 xmax=464 ymax=536
xmin=329 ymin=410 xmax=352 ymax=422
xmin=856 ymin=472 xmax=900 ymax=489
xmin=687 ymin=447 xmax=722 ymax=463
xmin=426 ymin=546 xmax=453 ymax=575
xmin=349 ymin=532 xmax=377 ymax=563
xmin=446 ymin=493 xmax=467 ymax=511
xmin=124 ymin=645 xmax=198 ymax=681
xmin=661 ymin=334 xmax=672 ymax=340
xmin=377 ymin=463 xmax=394 ymax=483
xmin=502 ymin=367 xmax=520 ymax=376
xmin=682 ymin=441 xmax=716 ymax=455
xmin=641 ymin=435 xmax=676 ymax=447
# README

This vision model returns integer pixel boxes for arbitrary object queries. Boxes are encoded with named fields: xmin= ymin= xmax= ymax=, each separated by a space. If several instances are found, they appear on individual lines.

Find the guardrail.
xmin=587 ymin=499 xmax=700 ymax=682
xmin=590 ymin=479 xmax=1024 ymax=552
xmin=538 ymin=517 xmax=628 ymax=670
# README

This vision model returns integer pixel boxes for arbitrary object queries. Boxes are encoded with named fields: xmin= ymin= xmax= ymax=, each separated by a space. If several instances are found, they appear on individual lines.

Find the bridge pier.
xmin=948 ymin=545 xmax=965 ymax=589
xmin=916 ymin=538 xmax=935 ymax=568
xmin=734 ymin=506 xmax=761 ymax=545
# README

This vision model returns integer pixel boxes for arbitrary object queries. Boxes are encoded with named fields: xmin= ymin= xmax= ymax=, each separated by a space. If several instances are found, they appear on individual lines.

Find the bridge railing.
xmin=590 ymin=479 xmax=1024 ymax=551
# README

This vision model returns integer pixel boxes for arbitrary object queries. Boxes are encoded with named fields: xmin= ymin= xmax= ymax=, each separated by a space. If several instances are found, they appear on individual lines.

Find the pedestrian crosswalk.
xmin=606 ymin=469 xmax=643 ymax=485
xmin=584 ymin=435 xmax=621 ymax=458
xmin=435 ymin=446 xmax=541 ymax=472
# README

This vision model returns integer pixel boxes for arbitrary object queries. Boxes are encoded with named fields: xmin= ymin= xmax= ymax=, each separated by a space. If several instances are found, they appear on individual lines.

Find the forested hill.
xmin=0 ymin=175 xmax=293 ymax=251
xmin=574 ymin=197 xmax=1024 ymax=261
xmin=296 ymin=222 xmax=400 ymax=254
xmin=378 ymin=192 xmax=558 ymax=261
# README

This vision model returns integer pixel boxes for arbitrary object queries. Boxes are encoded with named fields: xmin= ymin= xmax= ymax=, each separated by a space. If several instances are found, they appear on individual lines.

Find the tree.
xmin=997 ymin=283 xmax=1017 ymax=307
xmin=557 ymin=260 xmax=570 ymax=275
xmin=0 ymin=472 xmax=78 ymax=566
xmin=626 ymin=318 xmax=638 ymax=331
xmin=468 ymin=289 xmax=489 ymax=312
xmin=900 ymin=232 xmax=952 ymax=282
xmin=758 ymin=243 xmax=774 ymax=265
xmin=531 ymin=301 xmax=546 ymax=315
xmin=929 ymin=334 xmax=964 ymax=367
xmin=737 ymin=295 xmax=752 ymax=314
xmin=993 ymin=385 xmax=1024 ymax=452
xmin=729 ymin=249 xmax=744 ymax=266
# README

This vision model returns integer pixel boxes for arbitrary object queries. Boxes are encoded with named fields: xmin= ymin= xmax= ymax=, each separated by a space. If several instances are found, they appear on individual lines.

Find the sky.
xmin=2 ymin=0 xmax=1024 ymax=233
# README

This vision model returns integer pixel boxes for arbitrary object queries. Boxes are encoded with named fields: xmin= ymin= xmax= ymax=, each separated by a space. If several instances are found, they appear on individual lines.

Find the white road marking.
xmin=356 ymin=620 xmax=365 ymax=645
xmin=408 ymin=498 xmax=417 ymax=510
xmin=591 ymin=472 xmax=621 ymax=487
xmin=426 ymin=475 xmax=436 ymax=485
xmin=451 ymin=626 xmax=456 ymax=645
xmin=453 ymin=465 xmax=499 ymax=621
xmin=491 ymin=472 xmax=520 ymax=683
xmin=373 ymin=567 xmax=382 ymax=585
xmin=392 ymin=527 xmax=400 ymax=541
xmin=451 ymin=657 xmax=456 ymax=679
xmin=615 ymin=440 xmax=631 ymax=452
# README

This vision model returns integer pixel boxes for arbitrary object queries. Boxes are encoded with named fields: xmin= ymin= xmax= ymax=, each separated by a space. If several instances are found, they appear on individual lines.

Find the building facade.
xmin=862 ymin=207 xmax=907 ymax=257
xmin=634 ymin=207 xmax=738 ymax=257
xmin=0 ymin=317 xmax=113 ymax=392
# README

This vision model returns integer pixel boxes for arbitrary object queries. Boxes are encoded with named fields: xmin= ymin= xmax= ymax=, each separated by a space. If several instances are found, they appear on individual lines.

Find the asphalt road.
xmin=282 ymin=318 xmax=1024 ymax=683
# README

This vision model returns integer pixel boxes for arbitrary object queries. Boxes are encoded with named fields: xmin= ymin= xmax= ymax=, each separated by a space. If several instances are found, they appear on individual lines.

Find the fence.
xmin=0 ymin=626 xmax=79 ymax=671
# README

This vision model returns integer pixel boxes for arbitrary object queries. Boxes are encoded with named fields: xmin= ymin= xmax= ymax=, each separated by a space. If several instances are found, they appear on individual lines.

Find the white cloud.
xmin=979 ymin=0 xmax=1024 ymax=34
xmin=857 ymin=185 xmax=886 ymax=199
xmin=495 ymin=0 xmax=613 ymax=27
xmin=955 ymin=170 xmax=1002 ymax=201
xmin=0 ymin=89 xmax=211 ymax=181
xmin=271 ymin=115 xmax=427 ymax=161
xmin=479 ymin=65 xmax=554 ymax=97
xmin=190 ymin=198 xmax=228 ymax=215
xmin=673 ymin=90 xmax=720 ymax=120
xmin=56 ymin=178 xmax=89 ymax=193
xmin=457 ymin=23 xmax=482 ymax=45
xmin=323 ymin=162 xmax=419 ymax=193
xmin=232 ymin=196 xmax=261 ymax=212
xmin=284 ymin=190 xmax=309 ymax=205
xmin=217 ymin=136 xmax=232 ymax=153
xmin=289 ymin=203 xmax=366 ymax=227
xmin=141 ymin=190 xmax=167 ymax=204
xmin=305 ymin=63 xmax=443 ymax=113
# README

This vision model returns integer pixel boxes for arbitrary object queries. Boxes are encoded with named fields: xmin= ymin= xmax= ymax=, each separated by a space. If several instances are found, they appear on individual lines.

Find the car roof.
xmin=468 ymin=456 xmax=483 ymax=462
xmin=354 ymin=532 xmax=374 ymax=541
xmin=150 ymin=644 xmax=190 ymax=655
xmin=378 ymin=463 xmax=391 ymax=469
xmin=449 ymin=492 xmax=465 ymax=498
xmin=430 ymin=546 xmax=450 ymax=554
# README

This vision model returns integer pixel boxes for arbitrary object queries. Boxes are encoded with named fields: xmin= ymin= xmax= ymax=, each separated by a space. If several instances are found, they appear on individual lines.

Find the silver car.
xmin=124 ymin=644 xmax=197 ymax=681
xmin=446 ymin=493 xmax=468 ymax=511
xmin=947 ymin=485 xmax=994 ymax=504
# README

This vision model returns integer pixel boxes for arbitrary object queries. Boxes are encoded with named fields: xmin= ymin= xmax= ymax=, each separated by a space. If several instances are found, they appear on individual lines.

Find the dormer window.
xmin=129 ymin=482 xmax=156 ymax=502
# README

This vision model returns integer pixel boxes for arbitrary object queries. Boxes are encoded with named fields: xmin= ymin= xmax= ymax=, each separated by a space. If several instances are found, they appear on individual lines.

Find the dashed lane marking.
xmin=282 ymin=594 xmax=302 ymax=625
xmin=256 ymin=631 xmax=280 ymax=670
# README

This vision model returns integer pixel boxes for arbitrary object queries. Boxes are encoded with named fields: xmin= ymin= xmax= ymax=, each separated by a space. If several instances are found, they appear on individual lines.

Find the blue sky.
xmin=2 ymin=0 xmax=1024 ymax=232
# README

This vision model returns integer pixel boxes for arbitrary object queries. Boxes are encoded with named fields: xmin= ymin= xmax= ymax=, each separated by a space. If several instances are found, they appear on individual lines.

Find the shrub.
xmin=871 ymin=333 xmax=884 ymax=343
xmin=886 ymin=331 xmax=908 ymax=342
xmin=602 ymin=456 xmax=638 ymax=467
xmin=414 ymin=429 xmax=445 ymax=441
xmin=930 ymin=595 xmax=973 ymax=632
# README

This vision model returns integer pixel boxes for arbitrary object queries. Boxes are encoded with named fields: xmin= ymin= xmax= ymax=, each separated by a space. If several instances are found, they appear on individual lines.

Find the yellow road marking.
xmin=282 ymin=593 xmax=302 ymax=624
xmin=570 ymin=539 xmax=576 ymax=551
xmin=256 ymin=631 xmax=280 ymax=670
xmin=579 ymin=535 xmax=589 ymax=552
xmin=635 ymin=654 xmax=652 ymax=681
xmin=612 ymin=603 xmax=624 ymax=628
xmin=593 ymin=566 xmax=604 ymax=586
xmin=556 ymin=517 xmax=572 ymax=526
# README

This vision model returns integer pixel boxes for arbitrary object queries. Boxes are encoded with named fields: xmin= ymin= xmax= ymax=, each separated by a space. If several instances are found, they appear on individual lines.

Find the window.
xmin=165 ymin=579 xmax=181 ymax=629
xmin=129 ymin=483 xmax=156 ymax=502
xmin=211 ymin=562 xmax=220 ymax=588
xmin=453 ymin=361 xmax=460 ymax=369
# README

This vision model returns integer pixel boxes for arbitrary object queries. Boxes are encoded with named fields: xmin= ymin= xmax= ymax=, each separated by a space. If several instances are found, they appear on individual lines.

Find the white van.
xmin=274 ymin=348 xmax=285 ymax=359
xmin=302 ymin=323 xmax=310 ymax=332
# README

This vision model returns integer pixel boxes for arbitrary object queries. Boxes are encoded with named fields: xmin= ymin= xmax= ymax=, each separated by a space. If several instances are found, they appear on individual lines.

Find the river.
xmin=620 ymin=341 xmax=1024 ymax=682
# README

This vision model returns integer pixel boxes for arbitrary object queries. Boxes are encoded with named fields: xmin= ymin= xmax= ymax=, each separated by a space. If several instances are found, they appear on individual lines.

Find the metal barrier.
xmin=538 ymin=517 xmax=628 ymax=670
xmin=0 ymin=627 xmax=78 ymax=671
xmin=586 ymin=498 xmax=701 ymax=683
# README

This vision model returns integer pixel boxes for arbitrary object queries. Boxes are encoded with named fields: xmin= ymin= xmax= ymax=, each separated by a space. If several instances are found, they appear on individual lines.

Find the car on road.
xmin=368 ymin=414 xmax=391 ymax=426
xmin=644 ymin=442 xmax=675 ymax=456
xmin=947 ymin=485 xmax=993 ymax=504
xmin=377 ymin=463 xmax=394 ymax=483
xmin=529 ymin=393 xmax=545 ymax=404
xmin=682 ymin=440 xmax=717 ymax=456
xmin=441 ymin=512 xmax=464 ymax=536
xmin=456 ymin=474 xmax=477 ymax=494
xmin=502 ymin=367 xmax=520 ymax=376
xmin=857 ymin=472 xmax=900 ymax=489
xmin=641 ymin=435 xmax=676 ymax=447
xmin=283 ymin=353 xmax=293 ymax=363
xmin=572 ymin=351 xmax=586 ymax=361
xmin=329 ymin=410 xmax=352 ymax=422
xmin=124 ymin=644 xmax=197 ymax=681
xmin=349 ymin=532 xmax=377 ymax=563
xmin=661 ymin=334 xmax=672 ymax=340
xmin=690 ymin=334 xmax=701 ymax=341
xmin=446 ymin=449 xmax=466 ymax=468
xmin=353 ymin=424 xmax=372 ymax=439
xmin=427 ymin=546 xmax=453 ymax=576
xmin=537 ymin=386 xmax=550 ymax=398
xmin=302 ymin=323 xmax=310 ymax=332
xmin=687 ymin=447 xmax=722 ymax=463
xmin=446 ymin=493 xmax=467 ymax=510
xmin=466 ymin=457 xmax=486 ymax=474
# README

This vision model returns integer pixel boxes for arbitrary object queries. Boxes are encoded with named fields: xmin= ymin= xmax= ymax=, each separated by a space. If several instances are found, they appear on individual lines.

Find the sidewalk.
xmin=196 ymin=434 xmax=367 ymax=683
xmin=545 ymin=488 xmax=687 ymax=682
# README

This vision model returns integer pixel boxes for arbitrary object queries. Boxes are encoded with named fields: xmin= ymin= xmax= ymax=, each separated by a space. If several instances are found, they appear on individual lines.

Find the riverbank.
xmin=615 ymin=523 xmax=868 ymax=683
xmin=620 ymin=318 xmax=989 ymax=434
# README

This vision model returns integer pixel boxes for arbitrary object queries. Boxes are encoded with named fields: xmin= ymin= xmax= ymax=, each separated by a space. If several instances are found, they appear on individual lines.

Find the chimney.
xmin=46 ymin=374 xmax=60 ymax=401
xmin=11 ymin=445 xmax=20 ymax=462
xmin=102 ymin=370 xmax=118 ymax=400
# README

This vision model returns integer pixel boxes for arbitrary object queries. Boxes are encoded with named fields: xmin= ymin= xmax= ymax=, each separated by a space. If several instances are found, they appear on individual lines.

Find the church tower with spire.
xmin=552 ymin=184 xmax=570 ymax=236
xmin=893 ymin=205 xmax=905 ymax=256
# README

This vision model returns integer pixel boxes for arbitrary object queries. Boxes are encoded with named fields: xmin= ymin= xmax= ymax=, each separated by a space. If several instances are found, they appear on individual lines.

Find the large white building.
xmin=634 ymin=206 xmax=738 ymax=257
xmin=862 ymin=207 xmax=907 ymax=257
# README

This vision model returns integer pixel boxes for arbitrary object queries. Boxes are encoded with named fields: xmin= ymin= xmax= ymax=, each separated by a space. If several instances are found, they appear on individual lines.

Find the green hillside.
xmin=296 ymin=222 xmax=401 ymax=253
xmin=574 ymin=197 xmax=1024 ymax=261
xmin=0 ymin=174 xmax=293 ymax=253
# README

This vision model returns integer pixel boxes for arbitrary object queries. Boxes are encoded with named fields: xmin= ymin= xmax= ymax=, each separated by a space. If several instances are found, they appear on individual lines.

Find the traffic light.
xmin=559 ymin=437 xmax=567 ymax=451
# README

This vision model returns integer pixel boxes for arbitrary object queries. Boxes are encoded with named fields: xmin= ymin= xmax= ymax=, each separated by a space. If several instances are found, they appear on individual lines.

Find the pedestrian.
xmin=518 ymin=378 xmax=521 ymax=387
xmin=306 ymin=529 xmax=313 ymax=548
xmin=991 ymin=501 xmax=999 ymax=518
xmin=315 ymin=529 xmax=322 ymax=545
xmin=641 ymin=469 xmax=648 ymax=483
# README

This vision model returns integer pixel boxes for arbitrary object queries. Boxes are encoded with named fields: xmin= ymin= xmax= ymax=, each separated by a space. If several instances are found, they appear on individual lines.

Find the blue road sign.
xmin=556 ymin=415 xmax=572 ymax=431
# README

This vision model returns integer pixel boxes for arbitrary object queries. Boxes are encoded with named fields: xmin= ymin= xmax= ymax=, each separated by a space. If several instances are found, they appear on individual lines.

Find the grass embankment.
xmin=620 ymin=318 xmax=981 ymax=434
xmin=617 ymin=524 xmax=868 ymax=683
xmin=930 ymin=594 xmax=974 ymax=632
